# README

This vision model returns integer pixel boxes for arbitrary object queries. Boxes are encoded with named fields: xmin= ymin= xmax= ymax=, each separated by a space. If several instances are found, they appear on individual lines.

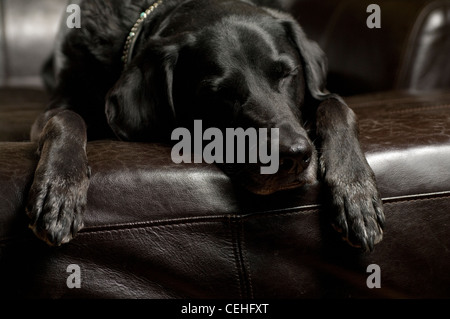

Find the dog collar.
xmin=122 ymin=0 xmax=164 ymax=66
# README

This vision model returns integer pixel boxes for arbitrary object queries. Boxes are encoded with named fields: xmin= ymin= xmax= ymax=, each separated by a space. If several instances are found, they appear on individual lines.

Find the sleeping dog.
xmin=27 ymin=0 xmax=385 ymax=251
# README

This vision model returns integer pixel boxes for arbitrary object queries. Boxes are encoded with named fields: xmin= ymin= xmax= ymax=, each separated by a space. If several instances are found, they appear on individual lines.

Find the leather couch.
xmin=1 ymin=0 xmax=449 ymax=299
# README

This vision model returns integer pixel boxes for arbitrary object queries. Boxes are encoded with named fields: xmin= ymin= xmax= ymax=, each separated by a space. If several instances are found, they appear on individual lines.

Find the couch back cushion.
xmin=0 ymin=0 xmax=66 ymax=87
xmin=293 ymin=0 xmax=450 ymax=95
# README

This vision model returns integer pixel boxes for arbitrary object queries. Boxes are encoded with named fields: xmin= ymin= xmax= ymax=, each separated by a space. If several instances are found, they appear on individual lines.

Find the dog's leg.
xmin=27 ymin=108 xmax=90 ymax=246
xmin=316 ymin=97 xmax=384 ymax=251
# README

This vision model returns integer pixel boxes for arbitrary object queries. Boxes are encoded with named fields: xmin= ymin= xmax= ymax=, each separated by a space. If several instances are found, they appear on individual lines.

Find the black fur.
xmin=28 ymin=0 xmax=384 ymax=250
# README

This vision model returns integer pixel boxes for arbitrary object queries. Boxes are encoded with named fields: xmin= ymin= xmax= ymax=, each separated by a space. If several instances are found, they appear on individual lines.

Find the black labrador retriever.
xmin=27 ymin=0 xmax=385 ymax=251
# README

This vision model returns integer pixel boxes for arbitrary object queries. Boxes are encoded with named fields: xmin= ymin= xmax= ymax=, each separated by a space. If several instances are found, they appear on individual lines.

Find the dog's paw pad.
xmin=26 ymin=165 xmax=90 ymax=246
xmin=331 ymin=181 xmax=385 ymax=252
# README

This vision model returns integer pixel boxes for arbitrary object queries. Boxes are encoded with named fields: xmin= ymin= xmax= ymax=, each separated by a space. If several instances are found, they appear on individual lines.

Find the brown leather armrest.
xmin=350 ymin=90 xmax=450 ymax=198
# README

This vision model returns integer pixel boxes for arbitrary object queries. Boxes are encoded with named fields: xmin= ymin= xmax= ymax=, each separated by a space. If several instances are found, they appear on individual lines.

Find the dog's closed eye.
xmin=198 ymin=77 xmax=248 ymax=105
xmin=271 ymin=59 xmax=300 ymax=90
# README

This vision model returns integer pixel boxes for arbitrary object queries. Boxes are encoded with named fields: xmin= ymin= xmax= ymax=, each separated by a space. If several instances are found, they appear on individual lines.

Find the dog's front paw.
xmin=26 ymin=157 xmax=91 ymax=246
xmin=329 ymin=176 xmax=385 ymax=252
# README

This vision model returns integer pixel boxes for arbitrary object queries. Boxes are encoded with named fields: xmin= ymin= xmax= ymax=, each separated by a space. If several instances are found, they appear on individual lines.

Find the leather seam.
xmin=238 ymin=219 xmax=254 ymax=298
xmin=2 ymin=194 xmax=449 ymax=243
xmin=229 ymin=217 xmax=253 ymax=299
xmin=383 ymin=192 xmax=450 ymax=205
xmin=79 ymin=215 xmax=228 ymax=234
xmin=229 ymin=218 xmax=243 ymax=299
xmin=235 ymin=194 xmax=450 ymax=222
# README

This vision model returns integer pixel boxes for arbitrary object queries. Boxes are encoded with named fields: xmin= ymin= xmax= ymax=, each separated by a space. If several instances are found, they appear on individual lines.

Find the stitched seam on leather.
xmin=230 ymin=218 xmax=243 ymax=299
xmin=238 ymin=219 xmax=253 ymax=298
xmin=238 ymin=207 xmax=319 ymax=222
xmin=1 ymin=193 xmax=450 ymax=244
xmin=36 ymin=190 xmax=450 ymax=238
xmin=382 ymin=190 xmax=450 ymax=202
xmin=228 ymin=217 xmax=243 ymax=299
xmin=236 ymin=193 xmax=450 ymax=222
xmin=80 ymin=214 xmax=228 ymax=234
xmin=79 ymin=203 xmax=320 ymax=234
xmin=382 ymin=191 xmax=450 ymax=205
xmin=229 ymin=217 xmax=253 ymax=299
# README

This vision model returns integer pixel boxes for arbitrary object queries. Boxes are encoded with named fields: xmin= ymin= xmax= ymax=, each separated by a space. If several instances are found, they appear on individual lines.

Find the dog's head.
xmin=106 ymin=2 xmax=331 ymax=194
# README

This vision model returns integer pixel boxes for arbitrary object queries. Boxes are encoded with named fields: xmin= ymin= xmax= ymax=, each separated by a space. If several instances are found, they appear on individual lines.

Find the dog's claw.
xmin=330 ymin=179 xmax=385 ymax=252
xmin=26 ymin=160 xmax=90 ymax=246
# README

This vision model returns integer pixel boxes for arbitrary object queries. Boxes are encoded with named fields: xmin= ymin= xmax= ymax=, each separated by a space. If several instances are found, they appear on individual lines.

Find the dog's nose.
xmin=279 ymin=140 xmax=313 ymax=174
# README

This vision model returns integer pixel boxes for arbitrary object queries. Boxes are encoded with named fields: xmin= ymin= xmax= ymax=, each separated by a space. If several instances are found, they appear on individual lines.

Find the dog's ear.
xmin=105 ymin=35 xmax=193 ymax=141
xmin=265 ymin=9 xmax=334 ymax=101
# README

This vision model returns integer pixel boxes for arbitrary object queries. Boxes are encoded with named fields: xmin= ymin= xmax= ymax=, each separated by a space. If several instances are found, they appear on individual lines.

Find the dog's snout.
xmin=279 ymin=140 xmax=313 ymax=174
